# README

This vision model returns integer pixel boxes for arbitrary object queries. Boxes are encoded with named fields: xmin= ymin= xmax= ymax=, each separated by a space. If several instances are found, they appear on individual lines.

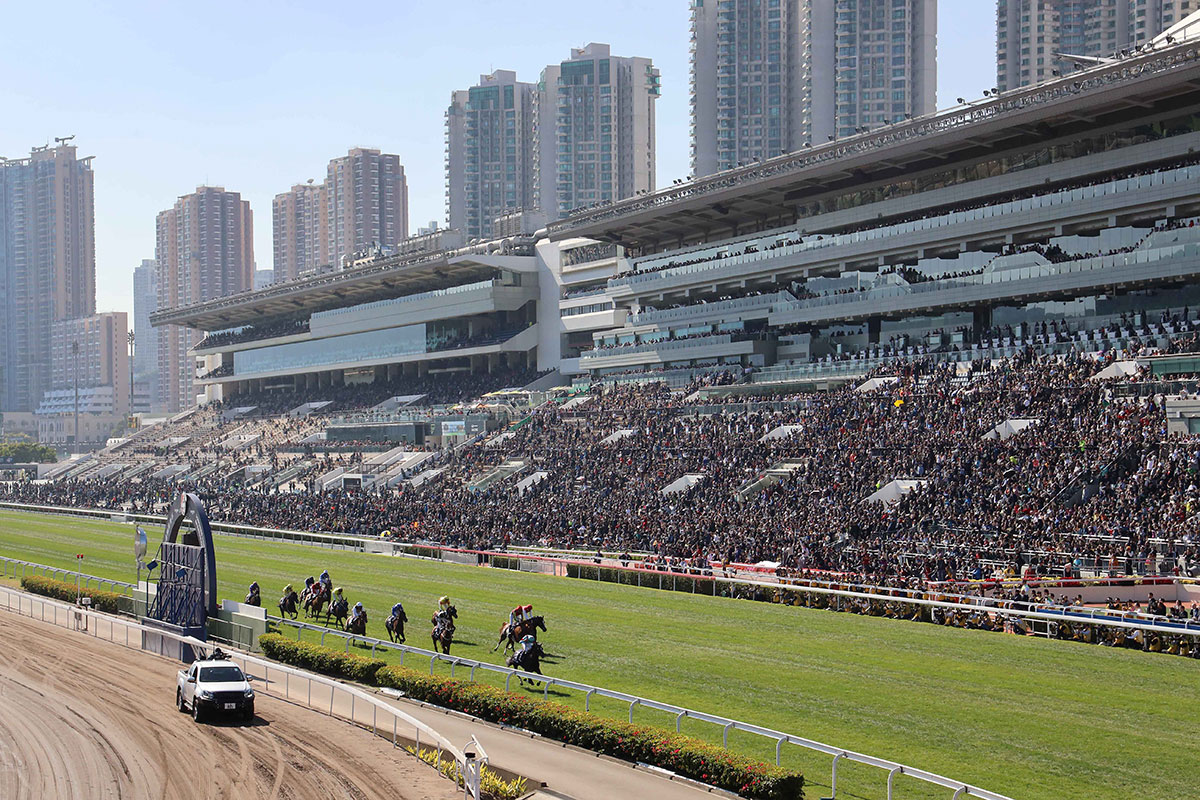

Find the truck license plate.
xmin=224 ymin=703 xmax=237 ymax=710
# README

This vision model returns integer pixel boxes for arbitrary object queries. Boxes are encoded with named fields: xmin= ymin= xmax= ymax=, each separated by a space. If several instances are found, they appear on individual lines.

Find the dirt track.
xmin=0 ymin=610 xmax=458 ymax=800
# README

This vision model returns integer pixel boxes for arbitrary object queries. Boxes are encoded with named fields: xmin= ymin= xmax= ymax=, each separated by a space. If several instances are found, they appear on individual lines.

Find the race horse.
xmin=278 ymin=588 xmax=299 ymax=619
xmin=492 ymin=615 xmax=547 ymax=653
xmin=327 ymin=595 xmax=349 ymax=629
xmin=506 ymin=641 xmax=546 ymax=686
xmin=386 ymin=608 xmax=408 ymax=643
xmin=431 ymin=606 xmax=458 ymax=654
xmin=302 ymin=582 xmax=329 ymax=619
xmin=346 ymin=609 xmax=368 ymax=636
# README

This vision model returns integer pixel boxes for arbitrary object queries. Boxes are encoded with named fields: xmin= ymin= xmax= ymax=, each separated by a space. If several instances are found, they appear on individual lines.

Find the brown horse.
xmin=492 ymin=616 xmax=547 ymax=653
xmin=303 ymin=583 xmax=328 ymax=619
xmin=346 ymin=610 xmax=367 ymax=636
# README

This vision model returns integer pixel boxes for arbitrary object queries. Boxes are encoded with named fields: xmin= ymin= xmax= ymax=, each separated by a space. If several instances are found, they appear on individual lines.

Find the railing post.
xmin=676 ymin=710 xmax=686 ymax=732
xmin=629 ymin=698 xmax=638 ymax=723
xmin=831 ymin=752 xmax=843 ymax=799
xmin=887 ymin=766 xmax=902 ymax=800
xmin=776 ymin=736 xmax=785 ymax=766
xmin=585 ymin=688 xmax=594 ymax=711
xmin=722 ymin=721 xmax=733 ymax=748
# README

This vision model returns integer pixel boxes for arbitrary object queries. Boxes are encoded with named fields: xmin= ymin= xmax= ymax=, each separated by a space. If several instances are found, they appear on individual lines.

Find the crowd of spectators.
xmin=195 ymin=318 xmax=311 ymax=351
xmin=9 ymin=350 xmax=1200 ymax=591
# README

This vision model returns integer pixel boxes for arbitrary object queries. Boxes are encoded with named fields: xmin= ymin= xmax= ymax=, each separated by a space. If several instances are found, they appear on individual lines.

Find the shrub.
xmin=258 ymin=633 xmax=385 ymax=684
xmin=21 ymin=575 xmax=122 ymax=614
xmin=258 ymin=635 xmax=803 ymax=799
xmin=377 ymin=665 xmax=804 ymax=800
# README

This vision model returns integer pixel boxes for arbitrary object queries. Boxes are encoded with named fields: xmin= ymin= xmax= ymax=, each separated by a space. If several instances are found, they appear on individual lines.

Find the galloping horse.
xmin=346 ymin=609 xmax=368 ymax=636
xmin=493 ymin=615 xmax=547 ymax=653
xmin=278 ymin=587 xmax=299 ymax=619
xmin=386 ymin=608 xmax=408 ymax=643
xmin=327 ymin=595 xmax=349 ymax=628
xmin=506 ymin=641 xmax=546 ymax=686
xmin=431 ymin=606 xmax=457 ymax=654
xmin=303 ymin=582 xmax=329 ymax=619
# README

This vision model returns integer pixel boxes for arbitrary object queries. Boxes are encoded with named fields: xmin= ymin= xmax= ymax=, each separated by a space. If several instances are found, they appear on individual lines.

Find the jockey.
xmin=246 ymin=582 xmax=261 ymax=606
xmin=390 ymin=602 xmax=406 ymax=621
xmin=332 ymin=587 xmax=345 ymax=609
xmin=439 ymin=595 xmax=451 ymax=612
xmin=522 ymin=604 xmax=533 ymax=622
xmin=351 ymin=602 xmax=365 ymax=623
xmin=320 ymin=570 xmax=332 ymax=592
xmin=508 ymin=605 xmax=524 ymax=629
xmin=519 ymin=634 xmax=535 ymax=653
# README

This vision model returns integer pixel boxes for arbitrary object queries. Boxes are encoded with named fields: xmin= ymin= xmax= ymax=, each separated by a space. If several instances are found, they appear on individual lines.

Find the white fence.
xmin=270 ymin=616 xmax=1013 ymax=800
xmin=0 ymin=585 xmax=485 ymax=800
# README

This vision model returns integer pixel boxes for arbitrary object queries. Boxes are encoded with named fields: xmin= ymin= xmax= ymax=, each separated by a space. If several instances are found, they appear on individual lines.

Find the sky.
xmin=0 ymin=0 xmax=997 ymax=319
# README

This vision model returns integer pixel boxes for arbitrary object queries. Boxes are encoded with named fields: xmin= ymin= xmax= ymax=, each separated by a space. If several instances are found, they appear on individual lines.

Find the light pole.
xmin=127 ymin=330 xmax=135 ymax=424
xmin=72 ymin=340 xmax=80 ymax=447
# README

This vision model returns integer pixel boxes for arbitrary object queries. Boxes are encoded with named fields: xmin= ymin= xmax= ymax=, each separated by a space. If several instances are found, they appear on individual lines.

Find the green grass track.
xmin=1 ymin=507 xmax=1195 ymax=800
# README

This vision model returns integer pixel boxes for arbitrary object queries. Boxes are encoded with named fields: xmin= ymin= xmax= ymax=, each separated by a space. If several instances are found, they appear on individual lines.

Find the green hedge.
xmin=21 ymin=575 xmax=122 ymax=613
xmin=259 ymin=633 xmax=386 ymax=684
xmin=258 ymin=634 xmax=802 ymax=799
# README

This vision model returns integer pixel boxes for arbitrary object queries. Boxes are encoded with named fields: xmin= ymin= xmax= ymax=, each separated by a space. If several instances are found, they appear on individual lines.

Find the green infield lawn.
xmin=1 ymin=507 xmax=1195 ymax=800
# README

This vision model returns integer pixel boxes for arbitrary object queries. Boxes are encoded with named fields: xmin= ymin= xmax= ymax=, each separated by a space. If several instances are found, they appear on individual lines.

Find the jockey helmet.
xmin=334 ymin=587 xmax=343 ymax=595
xmin=250 ymin=582 xmax=259 ymax=590
xmin=284 ymin=584 xmax=292 ymax=592
xmin=521 ymin=635 xmax=535 ymax=644
xmin=354 ymin=602 xmax=363 ymax=611
xmin=439 ymin=595 xmax=450 ymax=606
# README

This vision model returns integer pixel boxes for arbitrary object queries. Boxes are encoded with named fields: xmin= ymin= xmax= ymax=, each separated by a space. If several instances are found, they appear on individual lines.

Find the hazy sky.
xmin=0 ymin=1 xmax=996 ymax=318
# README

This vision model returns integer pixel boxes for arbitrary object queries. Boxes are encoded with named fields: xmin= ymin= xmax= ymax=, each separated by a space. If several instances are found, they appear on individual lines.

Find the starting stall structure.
xmin=142 ymin=491 xmax=218 ymax=661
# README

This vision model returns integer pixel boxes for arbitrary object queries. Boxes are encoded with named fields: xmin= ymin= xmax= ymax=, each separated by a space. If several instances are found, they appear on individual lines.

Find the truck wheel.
xmin=242 ymin=703 xmax=254 ymax=723
xmin=176 ymin=689 xmax=186 ymax=713
xmin=192 ymin=699 xmax=203 ymax=723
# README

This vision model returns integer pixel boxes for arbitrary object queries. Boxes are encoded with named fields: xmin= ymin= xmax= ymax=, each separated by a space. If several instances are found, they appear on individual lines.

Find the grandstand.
xmin=9 ymin=39 xmax=1200 ymax=594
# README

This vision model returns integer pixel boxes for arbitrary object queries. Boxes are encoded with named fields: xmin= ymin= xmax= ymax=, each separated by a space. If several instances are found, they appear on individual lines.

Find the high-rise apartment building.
xmin=41 ymin=312 xmax=130 ymax=418
xmin=997 ymin=0 xmax=1197 ymax=90
xmin=537 ymin=44 xmax=660 ymax=219
xmin=155 ymin=186 xmax=253 ymax=413
xmin=132 ymin=258 xmax=159 ymax=410
xmin=273 ymin=149 xmax=408 ymax=278
xmin=690 ymin=0 xmax=936 ymax=177
xmin=272 ymin=180 xmax=327 ymax=281
xmin=325 ymin=148 xmax=408 ymax=267
xmin=446 ymin=71 xmax=538 ymax=240
xmin=0 ymin=143 xmax=96 ymax=412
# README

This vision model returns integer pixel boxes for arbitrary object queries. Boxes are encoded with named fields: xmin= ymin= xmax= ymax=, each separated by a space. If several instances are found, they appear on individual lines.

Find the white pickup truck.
xmin=176 ymin=653 xmax=255 ymax=722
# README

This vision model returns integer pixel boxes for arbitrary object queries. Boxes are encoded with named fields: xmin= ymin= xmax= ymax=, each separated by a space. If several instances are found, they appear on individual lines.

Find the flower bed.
xmin=20 ymin=575 xmax=122 ymax=614
xmin=258 ymin=634 xmax=803 ymax=799
xmin=259 ymin=633 xmax=386 ymax=684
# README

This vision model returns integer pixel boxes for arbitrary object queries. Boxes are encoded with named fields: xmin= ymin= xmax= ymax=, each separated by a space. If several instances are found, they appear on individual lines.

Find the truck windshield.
xmin=198 ymin=666 xmax=245 ymax=682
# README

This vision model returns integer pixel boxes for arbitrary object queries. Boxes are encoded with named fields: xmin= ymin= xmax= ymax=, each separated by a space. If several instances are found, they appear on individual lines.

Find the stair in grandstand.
xmin=467 ymin=458 xmax=529 ymax=493
xmin=407 ymin=466 xmax=446 ymax=489
xmin=317 ymin=467 xmax=347 ymax=490
xmin=379 ymin=452 xmax=436 ymax=487
xmin=268 ymin=460 xmax=315 ymax=489
xmin=121 ymin=462 xmax=158 ymax=480
xmin=58 ymin=457 xmax=103 ymax=482
xmin=735 ymin=459 xmax=807 ymax=501
xmin=151 ymin=464 xmax=192 ymax=480
xmin=42 ymin=455 xmax=91 ymax=481
xmin=92 ymin=463 xmax=130 ymax=480
xmin=186 ymin=462 xmax=222 ymax=481
xmin=514 ymin=470 xmax=549 ymax=495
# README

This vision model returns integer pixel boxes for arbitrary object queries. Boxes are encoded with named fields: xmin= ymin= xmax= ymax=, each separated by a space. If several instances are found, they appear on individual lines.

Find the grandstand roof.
xmin=150 ymin=249 xmax=535 ymax=332
xmin=546 ymin=42 xmax=1200 ymax=249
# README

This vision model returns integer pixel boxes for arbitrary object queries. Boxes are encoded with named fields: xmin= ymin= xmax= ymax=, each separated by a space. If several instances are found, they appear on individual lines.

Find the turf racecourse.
xmin=2 ymin=508 xmax=1195 ymax=800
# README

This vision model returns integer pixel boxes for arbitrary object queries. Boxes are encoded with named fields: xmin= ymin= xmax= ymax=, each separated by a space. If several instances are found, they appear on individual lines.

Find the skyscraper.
xmin=997 ymin=0 xmax=1197 ymax=91
xmin=446 ymin=71 xmax=538 ymax=240
xmin=537 ymin=44 xmax=660 ymax=219
xmin=132 ymin=258 xmax=159 ymax=410
xmin=155 ymin=186 xmax=254 ymax=413
xmin=272 ymin=180 xmax=327 ymax=281
xmin=325 ymin=148 xmax=408 ymax=266
xmin=689 ymin=0 xmax=937 ymax=177
xmin=0 ymin=143 xmax=96 ymax=412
